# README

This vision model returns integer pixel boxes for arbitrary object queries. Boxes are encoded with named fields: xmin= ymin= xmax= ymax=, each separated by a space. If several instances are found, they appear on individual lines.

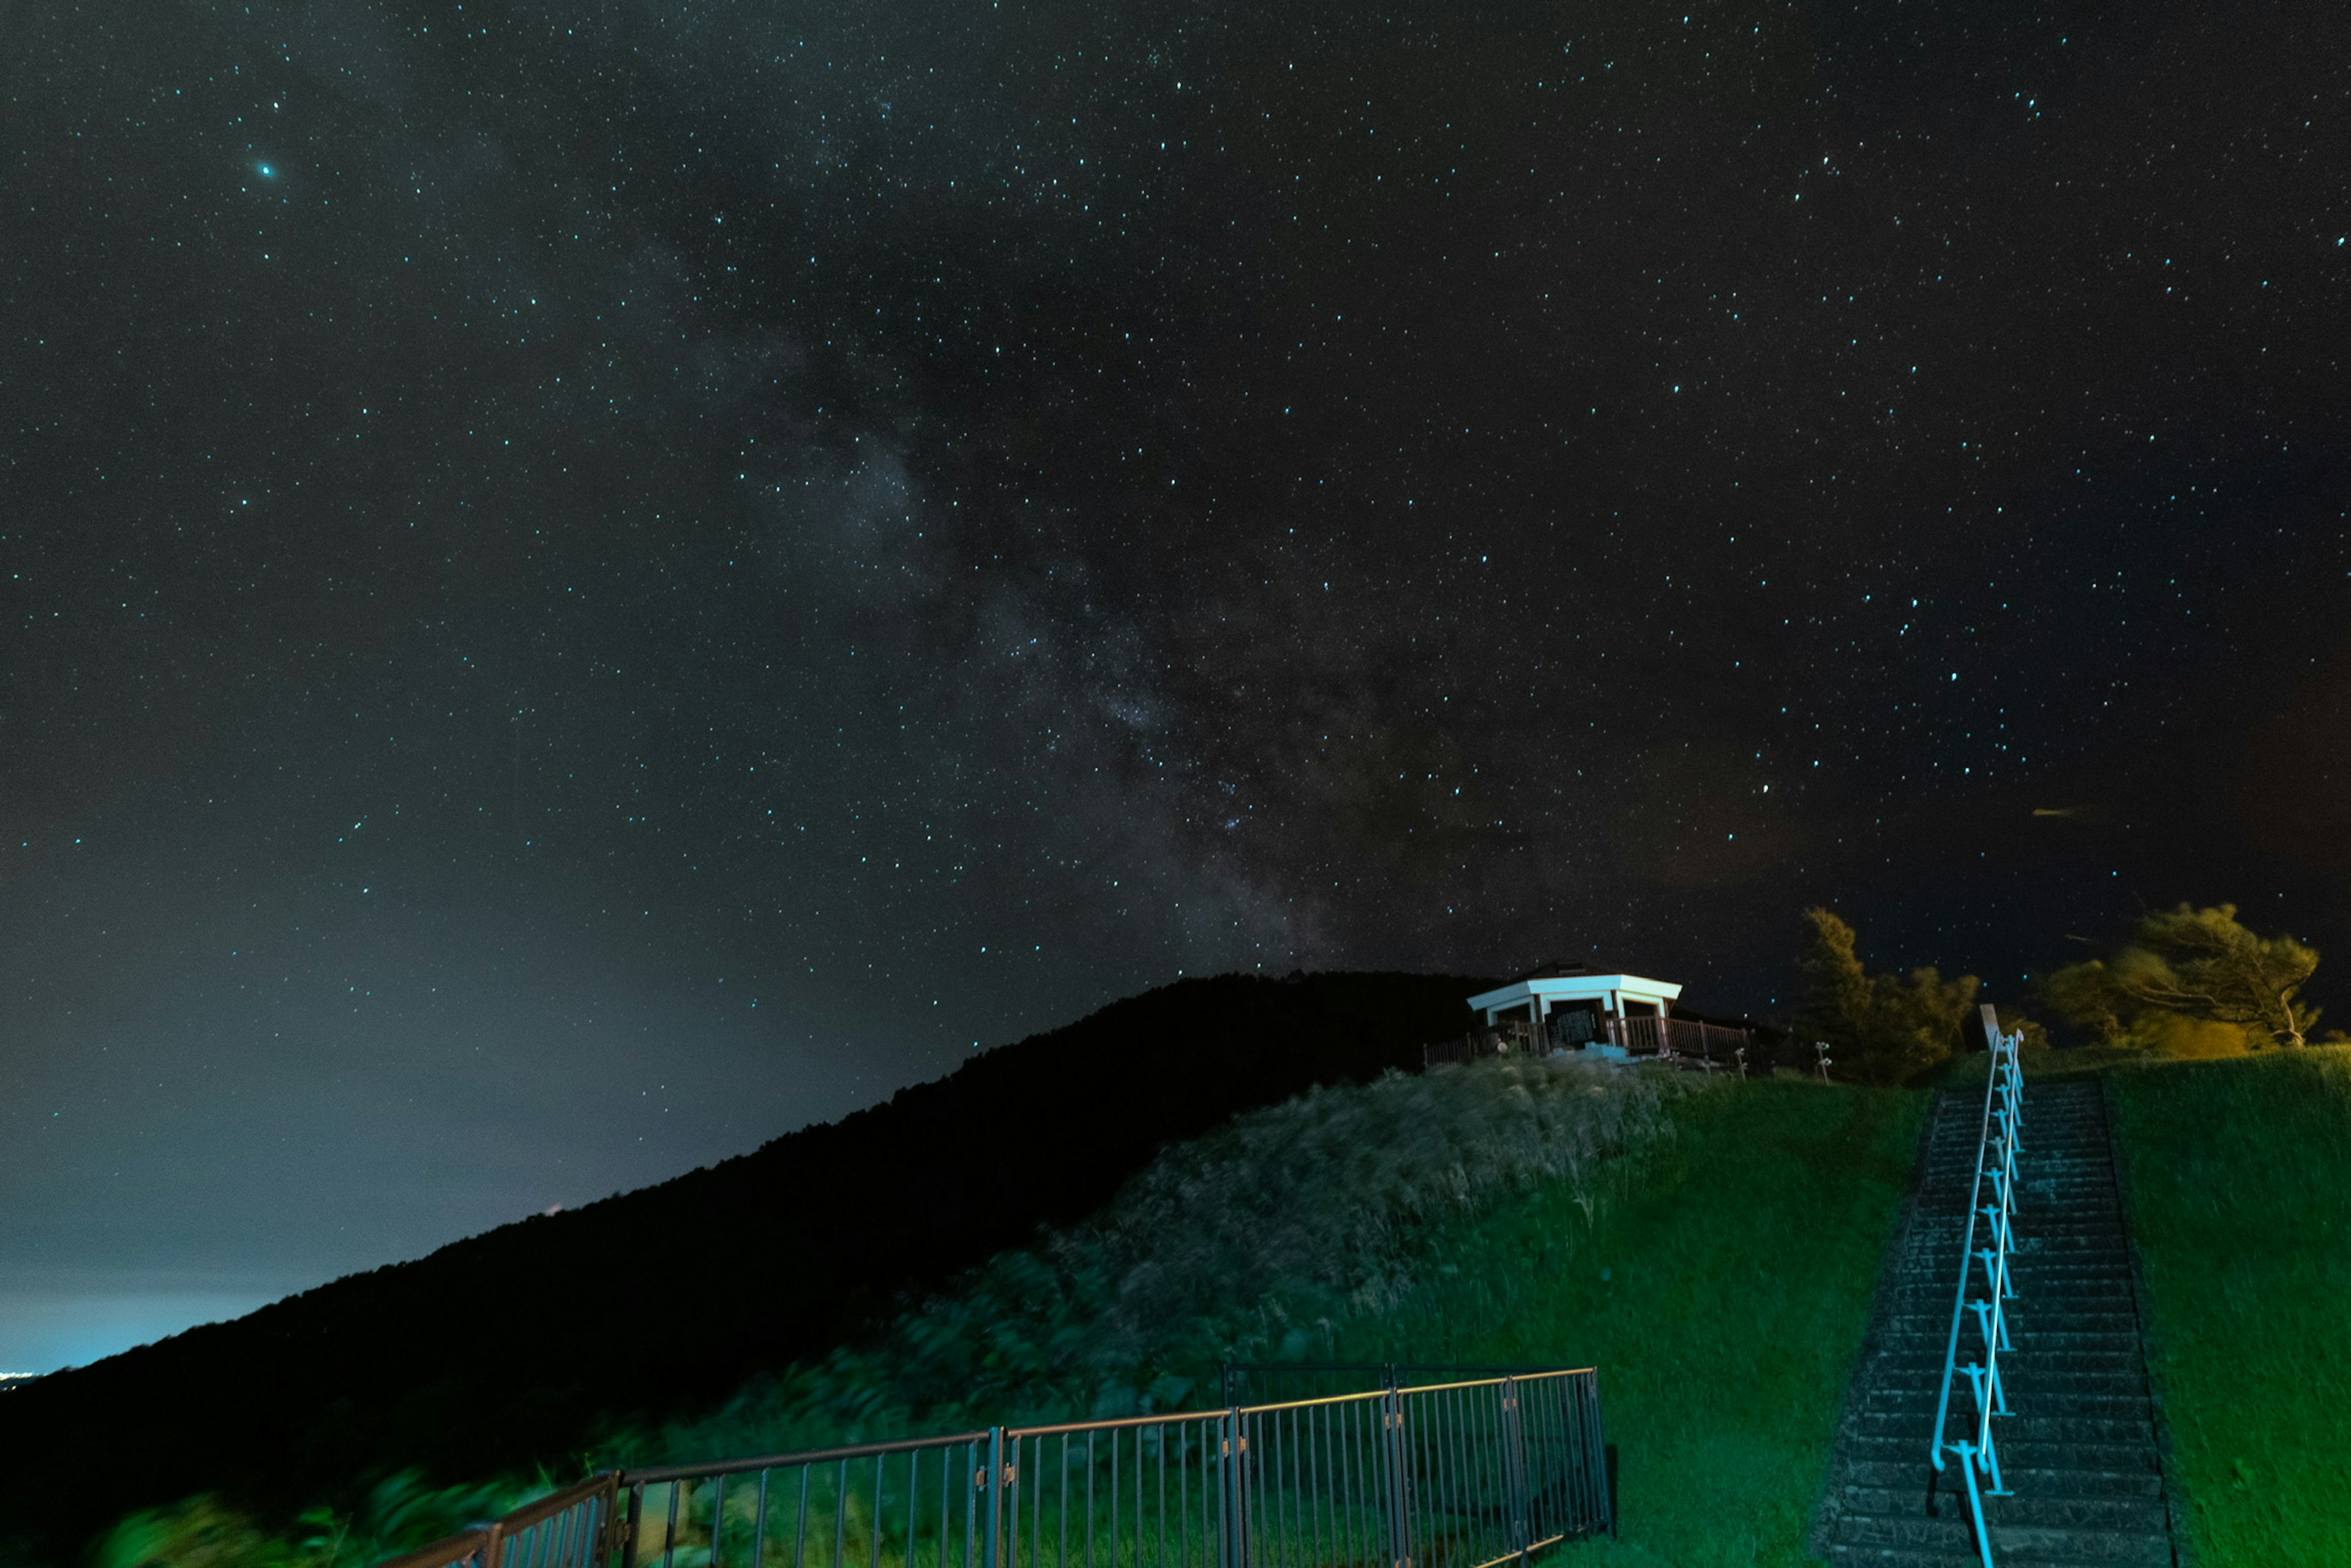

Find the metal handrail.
xmin=1219 ymin=1364 xmax=1568 ymax=1406
xmin=1927 ymin=1005 xmax=2025 ymax=1568
xmin=378 ymin=1368 xmax=1610 ymax=1568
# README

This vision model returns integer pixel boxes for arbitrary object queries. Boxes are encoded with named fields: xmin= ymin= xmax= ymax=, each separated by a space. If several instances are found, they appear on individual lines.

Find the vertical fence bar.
xmin=984 ymin=1428 xmax=1005 ymax=1568
xmin=1499 ymin=1378 xmax=1529 ymax=1566
xmin=621 ymin=1483 xmax=644 ymax=1568
xmin=1378 ymin=1388 xmax=1409 ymax=1568
xmin=1219 ymin=1408 xmax=1242 ymax=1568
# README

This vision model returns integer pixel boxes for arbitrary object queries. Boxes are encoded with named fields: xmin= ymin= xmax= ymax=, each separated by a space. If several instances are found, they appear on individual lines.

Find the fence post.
xmin=1588 ymin=1376 xmax=1616 ymax=1539
xmin=1217 ymin=1407 xmax=1246 ymax=1568
xmin=1379 ymin=1387 xmax=1412 ymax=1568
xmin=1498 ymin=1377 xmax=1530 ymax=1567
xmin=983 ymin=1427 xmax=1004 ymax=1568
xmin=618 ymin=1484 xmax=643 ymax=1568
xmin=587 ymin=1476 xmax=620 ymax=1568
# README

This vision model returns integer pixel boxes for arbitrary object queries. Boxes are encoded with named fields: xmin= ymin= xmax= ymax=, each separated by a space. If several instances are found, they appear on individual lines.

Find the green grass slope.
xmin=2107 ymin=1047 xmax=2351 ymax=1566
xmin=621 ymin=1069 xmax=1924 ymax=1568
xmin=1333 ymin=1076 xmax=1925 ymax=1567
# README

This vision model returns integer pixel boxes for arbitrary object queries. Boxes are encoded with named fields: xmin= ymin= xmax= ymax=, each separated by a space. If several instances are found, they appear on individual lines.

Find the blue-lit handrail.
xmin=1928 ymin=1004 xmax=2025 ymax=1568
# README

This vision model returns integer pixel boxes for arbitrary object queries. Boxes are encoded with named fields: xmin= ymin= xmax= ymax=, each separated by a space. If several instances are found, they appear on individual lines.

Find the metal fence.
xmin=623 ymin=1430 xmax=994 ymax=1568
xmin=379 ymin=1370 xmax=1609 ymax=1568
xmin=1929 ymin=1005 xmax=2027 ymax=1568
xmin=379 ymin=1474 xmax=618 ymax=1568
xmin=1217 ymin=1366 xmax=1561 ymax=1408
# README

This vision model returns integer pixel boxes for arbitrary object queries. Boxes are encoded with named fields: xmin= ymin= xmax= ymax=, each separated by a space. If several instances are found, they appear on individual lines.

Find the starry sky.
xmin=2 ymin=0 xmax=2346 ymax=1373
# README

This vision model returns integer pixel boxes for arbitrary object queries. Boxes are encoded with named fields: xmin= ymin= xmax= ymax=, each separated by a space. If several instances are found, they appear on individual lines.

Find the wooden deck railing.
xmin=1423 ymin=1015 xmax=1752 ymax=1070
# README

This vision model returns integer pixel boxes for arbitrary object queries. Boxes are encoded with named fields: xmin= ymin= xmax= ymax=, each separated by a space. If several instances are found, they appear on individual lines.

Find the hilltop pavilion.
xmin=1465 ymin=961 xmax=1682 ymax=1048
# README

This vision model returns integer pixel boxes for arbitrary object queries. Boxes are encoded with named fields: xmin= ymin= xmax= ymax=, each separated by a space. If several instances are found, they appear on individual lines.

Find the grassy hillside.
xmin=2107 ymin=1048 xmax=2351 ymax=1566
xmin=626 ymin=1053 xmax=1681 ymax=1460
xmin=1 ymin=970 xmax=1495 ymax=1564
xmin=629 ymin=1070 xmax=1924 ymax=1568
xmin=1331 ymin=1076 xmax=1926 ymax=1567
xmin=96 ymin=1063 xmax=1927 ymax=1568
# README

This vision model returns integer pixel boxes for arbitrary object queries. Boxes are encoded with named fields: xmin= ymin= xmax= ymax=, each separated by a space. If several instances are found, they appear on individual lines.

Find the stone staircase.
xmin=1810 ymin=1079 xmax=2180 ymax=1567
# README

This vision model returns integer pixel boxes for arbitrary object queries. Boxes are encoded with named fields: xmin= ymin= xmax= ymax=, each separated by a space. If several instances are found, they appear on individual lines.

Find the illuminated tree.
xmin=1794 ymin=908 xmax=1982 ymax=1083
xmin=2043 ymin=904 xmax=2319 ymax=1049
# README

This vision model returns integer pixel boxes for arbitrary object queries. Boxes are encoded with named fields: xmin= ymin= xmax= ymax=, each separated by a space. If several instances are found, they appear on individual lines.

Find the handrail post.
xmin=1954 ymin=1444 xmax=1997 ymax=1568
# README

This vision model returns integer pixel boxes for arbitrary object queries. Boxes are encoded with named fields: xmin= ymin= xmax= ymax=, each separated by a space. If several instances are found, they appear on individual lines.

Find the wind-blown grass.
xmin=2107 ymin=1047 xmax=2351 ymax=1566
xmin=631 ymin=1056 xmax=1677 ymax=1461
xmin=100 ymin=1058 xmax=1678 ymax=1566
xmin=97 ymin=1471 xmax=523 ymax=1568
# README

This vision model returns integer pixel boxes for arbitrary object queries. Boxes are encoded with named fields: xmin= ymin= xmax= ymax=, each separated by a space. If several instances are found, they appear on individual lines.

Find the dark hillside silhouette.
xmin=0 ymin=970 xmax=1493 ymax=1561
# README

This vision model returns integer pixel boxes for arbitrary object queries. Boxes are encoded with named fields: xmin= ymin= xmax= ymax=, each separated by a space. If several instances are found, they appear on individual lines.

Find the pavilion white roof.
xmin=1465 ymin=972 xmax=1682 ymax=1018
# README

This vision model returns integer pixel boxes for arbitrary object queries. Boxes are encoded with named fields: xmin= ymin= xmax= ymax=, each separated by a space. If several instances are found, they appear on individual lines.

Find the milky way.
xmin=1 ymin=0 xmax=2345 ymax=1369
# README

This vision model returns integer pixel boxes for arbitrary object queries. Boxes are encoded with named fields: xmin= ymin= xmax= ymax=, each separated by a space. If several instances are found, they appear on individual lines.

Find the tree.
xmin=1794 ymin=909 xmax=1983 ymax=1083
xmin=2042 ymin=904 xmax=2319 ymax=1049
xmin=2040 ymin=961 xmax=2129 ymax=1045
xmin=1989 ymin=1003 xmax=2052 ymax=1052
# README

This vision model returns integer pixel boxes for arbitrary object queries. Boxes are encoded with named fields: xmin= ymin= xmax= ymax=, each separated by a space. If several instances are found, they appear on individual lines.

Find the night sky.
xmin=4 ymin=0 xmax=2347 ymax=1373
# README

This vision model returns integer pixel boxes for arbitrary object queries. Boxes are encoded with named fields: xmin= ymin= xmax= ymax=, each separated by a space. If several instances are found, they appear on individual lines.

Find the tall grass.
xmin=629 ymin=1056 xmax=1677 ymax=1461
xmin=99 ymin=1059 xmax=1679 ymax=1566
xmin=96 ymin=1471 xmax=520 ymax=1568
xmin=2108 ymin=1047 xmax=2351 ymax=1566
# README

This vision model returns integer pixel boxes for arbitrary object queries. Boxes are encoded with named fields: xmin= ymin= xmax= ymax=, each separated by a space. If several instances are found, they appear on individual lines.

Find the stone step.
xmin=1834 ymin=1485 xmax=2172 ymax=1534
xmin=1861 ymin=1376 xmax=2149 ymax=1406
xmin=1870 ymin=1343 xmax=2149 ymax=1367
xmin=1836 ymin=1458 xmax=2165 ymax=1498
xmin=1856 ymin=1411 xmax=2156 ymax=1444
xmin=1877 ymin=1281 xmax=2137 ymax=1302
xmin=1832 ymin=1512 xmax=2175 ymax=1564
xmin=1826 ymin=1550 xmax=2167 ymax=1568
xmin=1837 ymin=1434 xmax=2162 ymax=1474
xmin=1867 ymin=1367 xmax=2151 ymax=1393
xmin=1877 ymin=1315 xmax=2144 ymax=1339
xmin=1874 ymin=1287 xmax=2139 ymax=1310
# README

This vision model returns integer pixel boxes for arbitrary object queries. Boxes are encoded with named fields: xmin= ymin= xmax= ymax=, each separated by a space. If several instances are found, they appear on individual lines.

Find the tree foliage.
xmin=1990 ymin=1003 xmax=2052 ymax=1052
xmin=2042 ymin=904 xmax=2320 ymax=1050
xmin=1794 ymin=909 xmax=1982 ymax=1083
